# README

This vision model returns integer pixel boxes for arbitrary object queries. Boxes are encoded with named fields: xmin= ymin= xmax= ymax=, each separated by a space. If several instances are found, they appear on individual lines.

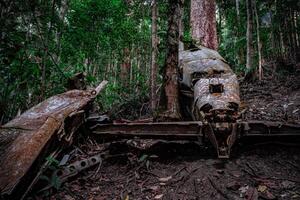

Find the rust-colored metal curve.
xmin=0 ymin=89 xmax=96 ymax=196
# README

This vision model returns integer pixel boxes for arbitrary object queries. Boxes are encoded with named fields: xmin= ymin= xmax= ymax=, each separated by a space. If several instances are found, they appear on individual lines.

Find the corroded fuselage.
xmin=179 ymin=45 xmax=240 ymax=157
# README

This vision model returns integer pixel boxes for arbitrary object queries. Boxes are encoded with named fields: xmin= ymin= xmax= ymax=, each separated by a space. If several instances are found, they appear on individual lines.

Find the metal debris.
xmin=0 ymin=81 xmax=107 ymax=199
xmin=39 ymin=154 xmax=103 ymax=192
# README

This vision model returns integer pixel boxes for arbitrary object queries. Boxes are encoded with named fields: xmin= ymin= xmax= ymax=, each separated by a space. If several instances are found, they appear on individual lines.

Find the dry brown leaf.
xmin=158 ymin=176 xmax=172 ymax=182
xmin=154 ymin=194 xmax=164 ymax=199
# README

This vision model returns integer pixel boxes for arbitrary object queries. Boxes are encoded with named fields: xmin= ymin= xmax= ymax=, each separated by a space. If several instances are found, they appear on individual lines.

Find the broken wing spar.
xmin=0 ymin=81 xmax=108 ymax=198
xmin=90 ymin=120 xmax=300 ymax=140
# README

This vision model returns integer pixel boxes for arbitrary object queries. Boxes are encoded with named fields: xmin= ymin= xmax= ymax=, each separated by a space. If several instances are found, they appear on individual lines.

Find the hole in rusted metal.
xmin=193 ymin=72 xmax=206 ymax=79
xmin=212 ymin=70 xmax=224 ymax=75
xmin=56 ymin=170 xmax=63 ymax=176
xmin=200 ymin=103 xmax=212 ymax=113
xmin=228 ymin=102 xmax=239 ymax=111
xmin=209 ymin=84 xmax=224 ymax=94
xmin=80 ymin=161 xmax=87 ymax=167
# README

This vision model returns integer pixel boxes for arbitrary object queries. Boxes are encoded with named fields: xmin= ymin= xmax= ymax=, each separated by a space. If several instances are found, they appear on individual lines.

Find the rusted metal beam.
xmin=90 ymin=121 xmax=300 ymax=141
xmin=90 ymin=121 xmax=204 ymax=140
xmin=241 ymin=121 xmax=300 ymax=137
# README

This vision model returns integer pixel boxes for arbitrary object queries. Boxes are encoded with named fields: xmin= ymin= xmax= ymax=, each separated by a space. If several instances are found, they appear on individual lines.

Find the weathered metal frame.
xmin=91 ymin=121 xmax=300 ymax=137
xmin=90 ymin=120 xmax=300 ymax=151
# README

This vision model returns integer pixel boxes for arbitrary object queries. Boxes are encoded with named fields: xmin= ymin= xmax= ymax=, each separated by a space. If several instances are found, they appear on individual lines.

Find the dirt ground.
xmin=29 ymin=72 xmax=300 ymax=200
xmin=240 ymin=72 xmax=300 ymax=123
xmin=37 ymin=140 xmax=298 ymax=200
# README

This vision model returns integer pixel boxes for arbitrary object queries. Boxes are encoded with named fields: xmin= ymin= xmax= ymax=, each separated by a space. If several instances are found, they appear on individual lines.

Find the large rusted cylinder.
xmin=179 ymin=45 xmax=240 ymax=122
xmin=179 ymin=44 xmax=241 ymax=157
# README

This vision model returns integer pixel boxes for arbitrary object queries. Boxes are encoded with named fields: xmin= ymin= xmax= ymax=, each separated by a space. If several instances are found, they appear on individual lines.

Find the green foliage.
xmin=37 ymin=156 xmax=62 ymax=196
xmin=138 ymin=154 xmax=148 ymax=162
xmin=46 ymin=156 xmax=60 ymax=167
xmin=0 ymin=0 xmax=154 ymax=122
xmin=218 ymin=0 xmax=299 ymax=75
xmin=1 ymin=0 xmax=299 ymax=122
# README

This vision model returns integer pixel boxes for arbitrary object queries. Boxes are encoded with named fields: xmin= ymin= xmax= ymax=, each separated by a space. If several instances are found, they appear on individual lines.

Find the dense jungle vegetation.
xmin=0 ymin=0 xmax=299 ymax=123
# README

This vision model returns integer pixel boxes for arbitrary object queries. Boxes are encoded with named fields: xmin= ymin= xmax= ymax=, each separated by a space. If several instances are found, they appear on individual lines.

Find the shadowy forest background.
xmin=1 ymin=0 xmax=299 ymax=124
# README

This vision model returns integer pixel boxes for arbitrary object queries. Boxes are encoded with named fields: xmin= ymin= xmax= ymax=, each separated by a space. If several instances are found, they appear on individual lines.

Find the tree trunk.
xmin=120 ymin=48 xmax=131 ymax=86
xmin=270 ymin=8 xmax=276 ymax=59
xmin=41 ymin=50 xmax=47 ymax=99
xmin=235 ymin=0 xmax=240 ymax=23
xmin=295 ymin=11 xmax=299 ymax=49
xmin=159 ymin=0 xmax=183 ymax=120
xmin=55 ymin=0 xmax=68 ymax=64
xmin=246 ymin=0 xmax=254 ymax=73
xmin=150 ymin=0 xmax=158 ymax=110
xmin=234 ymin=0 xmax=244 ymax=66
xmin=253 ymin=0 xmax=262 ymax=80
xmin=190 ymin=0 xmax=218 ymax=50
xmin=217 ymin=5 xmax=222 ymax=46
xmin=289 ymin=9 xmax=297 ymax=61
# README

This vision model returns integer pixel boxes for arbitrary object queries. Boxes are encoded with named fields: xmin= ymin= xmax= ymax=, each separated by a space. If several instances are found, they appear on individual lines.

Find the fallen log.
xmin=0 ymin=81 xmax=107 ymax=199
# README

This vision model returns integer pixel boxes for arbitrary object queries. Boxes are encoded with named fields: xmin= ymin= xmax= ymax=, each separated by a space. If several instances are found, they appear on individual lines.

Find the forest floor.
xmin=240 ymin=71 xmax=300 ymax=123
xmin=32 ymin=71 xmax=300 ymax=200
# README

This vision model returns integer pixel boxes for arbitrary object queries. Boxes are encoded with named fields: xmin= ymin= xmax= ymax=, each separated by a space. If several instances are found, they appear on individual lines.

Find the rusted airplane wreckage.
xmin=1 ymin=46 xmax=300 ymax=199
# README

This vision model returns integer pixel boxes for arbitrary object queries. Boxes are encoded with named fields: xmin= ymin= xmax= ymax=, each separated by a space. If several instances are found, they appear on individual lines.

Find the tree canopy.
xmin=1 ymin=0 xmax=299 ymax=123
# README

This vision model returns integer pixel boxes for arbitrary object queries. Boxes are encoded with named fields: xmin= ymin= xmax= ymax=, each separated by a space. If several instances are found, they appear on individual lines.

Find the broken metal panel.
xmin=0 ymin=90 xmax=96 ymax=196
xmin=194 ymin=74 xmax=240 ymax=116
xmin=181 ymin=59 xmax=233 ymax=87
xmin=179 ymin=45 xmax=232 ymax=88
xmin=179 ymin=45 xmax=225 ymax=64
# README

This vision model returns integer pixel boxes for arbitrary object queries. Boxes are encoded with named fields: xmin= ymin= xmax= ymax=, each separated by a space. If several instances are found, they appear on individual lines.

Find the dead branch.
xmin=92 ymin=80 xmax=108 ymax=96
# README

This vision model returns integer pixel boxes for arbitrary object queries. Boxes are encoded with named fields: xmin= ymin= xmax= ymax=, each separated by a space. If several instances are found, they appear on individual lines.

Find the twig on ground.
xmin=242 ymin=168 xmax=257 ymax=177
xmin=92 ymin=158 xmax=103 ymax=178
xmin=246 ymin=163 xmax=258 ymax=176
xmin=193 ymin=178 xmax=200 ymax=200
xmin=175 ymin=167 xmax=201 ymax=192
xmin=141 ymin=170 xmax=160 ymax=178
xmin=172 ymin=166 xmax=187 ymax=177
xmin=207 ymin=177 xmax=229 ymax=199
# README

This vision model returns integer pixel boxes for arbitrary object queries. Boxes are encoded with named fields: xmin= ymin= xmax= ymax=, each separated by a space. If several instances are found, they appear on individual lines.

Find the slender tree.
xmin=235 ymin=0 xmax=240 ymax=23
xmin=235 ymin=0 xmax=244 ymax=66
xmin=120 ymin=47 xmax=131 ymax=86
xmin=190 ymin=0 xmax=218 ymax=50
xmin=150 ymin=0 xmax=158 ymax=110
xmin=253 ymin=0 xmax=262 ymax=80
xmin=246 ymin=0 xmax=254 ymax=74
